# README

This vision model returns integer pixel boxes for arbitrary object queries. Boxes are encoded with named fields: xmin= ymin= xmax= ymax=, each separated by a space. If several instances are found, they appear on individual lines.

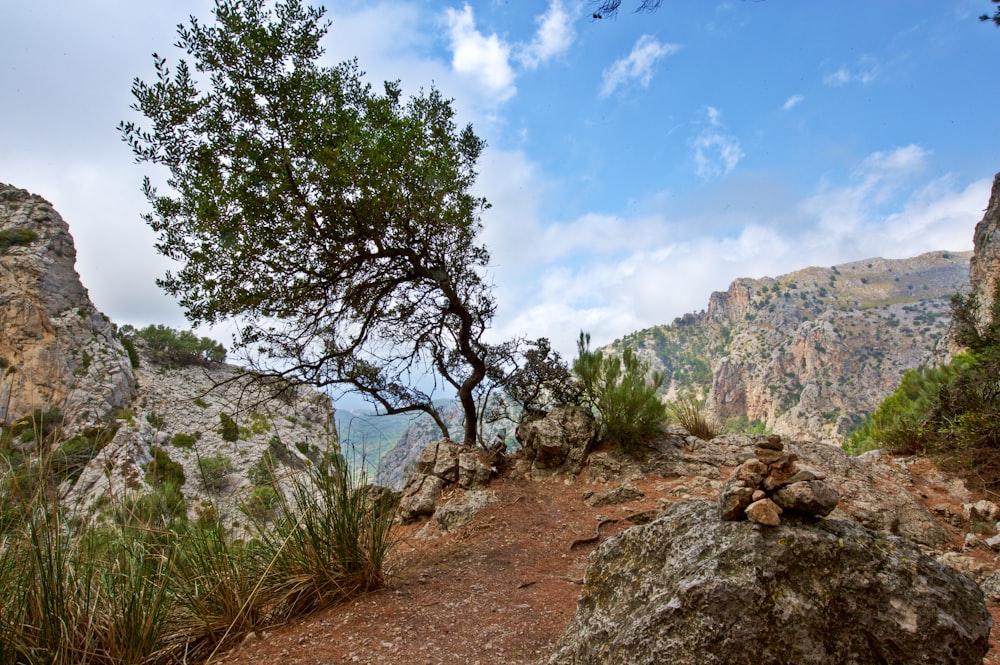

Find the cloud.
xmin=823 ymin=56 xmax=880 ymax=86
xmin=691 ymin=107 xmax=744 ymax=179
xmin=517 ymin=0 xmax=576 ymax=69
xmin=444 ymin=4 xmax=516 ymax=102
xmin=600 ymin=35 xmax=681 ymax=97
xmin=782 ymin=94 xmax=804 ymax=111
xmin=484 ymin=145 xmax=984 ymax=358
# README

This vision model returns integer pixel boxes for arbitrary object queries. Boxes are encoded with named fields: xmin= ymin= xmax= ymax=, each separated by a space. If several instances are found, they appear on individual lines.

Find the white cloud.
xmin=517 ymin=0 xmax=576 ymax=69
xmin=444 ymin=4 xmax=516 ymax=102
xmin=824 ymin=56 xmax=880 ymax=86
xmin=782 ymin=94 xmax=804 ymax=111
xmin=600 ymin=35 xmax=681 ymax=97
xmin=484 ymin=145 xmax=984 ymax=359
xmin=691 ymin=107 xmax=744 ymax=179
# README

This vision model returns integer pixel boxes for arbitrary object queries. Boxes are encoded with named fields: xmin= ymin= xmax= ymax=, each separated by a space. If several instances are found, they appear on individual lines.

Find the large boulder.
xmin=515 ymin=405 xmax=595 ymax=478
xmin=398 ymin=439 xmax=496 ymax=522
xmin=549 ymin=501 xmax=991 ymax=665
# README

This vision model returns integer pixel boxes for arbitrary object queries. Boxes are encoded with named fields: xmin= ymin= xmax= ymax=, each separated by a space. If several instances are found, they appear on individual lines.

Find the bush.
xmin=669 ymin=395 xmax=721 ymax=441
xmin=171 ymin=432 xmax=199 ymax=449
xmin=573 ymin=332 xmax=668 ymax=450
xmin=197 ymin=453 xmax=233 ymax=491
xmin=124 ymin=324 xmax=226 ymax=367
xmin=219 ymin=413 xmax=239 ymax=442
xmin=144 ymin=446 xmax=186 ymax=487
xmin=0 ymin=227 xmax=38 ymax=252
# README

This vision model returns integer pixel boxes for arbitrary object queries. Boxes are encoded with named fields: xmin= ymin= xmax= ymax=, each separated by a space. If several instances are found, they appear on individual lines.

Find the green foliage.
xmin=574 ymin=332 xmax=668 ymax=450
xmin=192 ymin=396 xmax=210 ymax=409
xmin=197 ymin=453 xmax=233 ymax=491
xmin=146 ymin=411 xmax=166 ymax=429
xmin=981 ymin=0 xmax=1000 ymax=26
xmin=847 ymin=284 xmax=1000 ymax=488
xmin=501 ymin=337 xmax=582 ymax=415
xmin=0 ymin=227 xmax=38 ymax=252
xmin=144 ymin=445 xmax=186 ymax=487
xmin=50 ymin=425 xmax=119 ymax=483
xmin=218 ymin=412 xmax=239 ymax=442
xmin=248 ymin=450 xmax=278 ymax=486
xmin=119 ymin=0 xmax=495 ymax=445
xmin=723 ymin=414 xmax=770 ymax=435
xmin=241 ymin=485 xmax=280 ymax=519
xmin=171 ymin=432 xmax=198 ymax=449
xmin=124 ymin=324 xmax=226 ymax=367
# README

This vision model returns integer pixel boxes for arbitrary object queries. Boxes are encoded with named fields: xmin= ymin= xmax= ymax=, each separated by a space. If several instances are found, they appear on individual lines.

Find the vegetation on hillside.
xmin=0 ymin=418 xmax=396 ymax=664
xmin=120 ymin=324 xmax=226 ymax=368
xmin=847 ymin=285 xmax=1000 ymax=489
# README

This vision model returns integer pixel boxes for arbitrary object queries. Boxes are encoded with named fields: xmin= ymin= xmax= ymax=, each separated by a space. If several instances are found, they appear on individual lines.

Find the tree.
xmin=982 ymin=0 xmax=1000 ymax=26
xmin=591 ymin=0 xmax=662 ymax=19
xmin=119 ymin=0 xmax=495 ymax=445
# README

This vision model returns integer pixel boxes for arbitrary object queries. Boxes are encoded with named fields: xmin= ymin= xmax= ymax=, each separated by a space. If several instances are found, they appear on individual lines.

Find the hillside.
xmin=612 ymin=250 xmax=971 ymax=441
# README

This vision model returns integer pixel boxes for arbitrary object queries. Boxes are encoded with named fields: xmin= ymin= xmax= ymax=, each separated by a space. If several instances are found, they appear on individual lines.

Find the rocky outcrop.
xmin=63 ymin=346 xmax=336 ymax=528
xmin=969 ymin=172 xmax=1000 ymax=328
xmin=397 ymin=439 xmax=496 ymax=522
xmin=514 ymin=405 xmax=596 ymax=479
xmin=0 ymin=183 xmax=135 ymax=431
xmin=549 ymin=500 xmax=991 ymax=665
xmin=612 ymin=251 xmax=970 ymax=442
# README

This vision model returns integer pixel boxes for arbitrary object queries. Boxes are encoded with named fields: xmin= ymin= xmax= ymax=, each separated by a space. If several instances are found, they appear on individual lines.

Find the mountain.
xmin=0 ymin=183 xmax=336 ymax=528
xmin=611 ymin=250 xmax=971 ymax=441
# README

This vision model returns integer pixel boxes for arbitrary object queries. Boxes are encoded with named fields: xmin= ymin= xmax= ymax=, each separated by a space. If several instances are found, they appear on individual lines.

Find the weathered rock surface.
xmin=398 ymin=439 xmax=496 ymax=522
xmin=0 ymin=183 xmax=135 ymax=431
xmin=970 ymin=172 xmax=1000 ymax=328
xmin=64 ymin=345 xmax=336 ymax=528
xmin=549 ymin=501 xmax=991 ymax=665
xmin=515 ymin=405 xmax=595 ymax=478
xmin=610 ymin=251 xmax=969 ymax=443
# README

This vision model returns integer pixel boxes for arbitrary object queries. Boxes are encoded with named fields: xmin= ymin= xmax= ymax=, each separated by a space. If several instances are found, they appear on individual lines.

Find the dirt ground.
xmin=212 ymin=469 xmax=1000 ymax=665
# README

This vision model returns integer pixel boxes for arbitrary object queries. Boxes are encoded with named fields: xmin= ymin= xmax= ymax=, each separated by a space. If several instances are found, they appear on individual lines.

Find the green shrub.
xmin=0 ymin=227 xmax=38 ymax=251
xmin=124 ymin=324 xmax=226 ymax=367
xmin=50 ymin=425 xmax=118 ymax=483
xmin=248 ymin=450 xmax=277 ymax=486
xmin=573 ymin=332 xmax=668 ymax=450
xmin=219 ymin=413 xmax=239 ymax=442
xmin=144 ymin=446 xmax=186 ymax=487
xmin=146 ymin=411 xmax=166 ymax=429
xmin=197 ymin=453 xmax=233 ymax=491
xmin=171 ymin=432 xmax=199 ymax=449
xmin=241 ymin=485 xmax=280 ymax=519
xmin=193 ymin=396 xmax=210 ymax=409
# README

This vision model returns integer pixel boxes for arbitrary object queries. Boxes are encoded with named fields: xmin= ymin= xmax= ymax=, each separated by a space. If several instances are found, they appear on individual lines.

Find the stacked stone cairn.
xmin=718 ymin=435 xmax=839 ymax=526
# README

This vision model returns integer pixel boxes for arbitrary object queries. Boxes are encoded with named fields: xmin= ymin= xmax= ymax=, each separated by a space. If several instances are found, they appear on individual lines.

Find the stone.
xmin=772 ymin=480 xmax=839 ymax=517
xmin=717 ymin=482 xmax=754 ymax=521
xmin=753 ymin=447 xmax=786 ymax=464
xmin=548 ymin=501 xmax=991 ymax=665
xmin=398 ymin=474 xmax=447 ymax=521
xmin=734 ymin=458 xmax=767 ymax=487
xmin=582 ymin=483 xmax=644 ymax=508
xmin=963 ymin=499 xmax=1000 ymax=524
xmin=433 ymin=490 xmax=497 ymax=532
xmin=457 ymin=451 xmax=493 ymax=490
xmin=516 ymin=405 xmax=596 ymax=477
xmin=744 ymin=498 xmax=782 ymax=526
xmin=758 ymin=434 xmax=784 ymax=450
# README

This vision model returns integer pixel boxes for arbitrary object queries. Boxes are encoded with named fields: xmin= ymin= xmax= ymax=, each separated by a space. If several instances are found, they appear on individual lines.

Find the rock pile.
xmin=398 ymin=439 xmax=495 ymax=522
xmin=718 ymin=434 xmax=839 ymax=526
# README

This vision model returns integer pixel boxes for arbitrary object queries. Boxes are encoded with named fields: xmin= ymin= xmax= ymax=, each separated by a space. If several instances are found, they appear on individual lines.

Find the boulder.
xmin=398 ymin=439 xmax=496 ymax=522
xmin=582 ymin=483 xmax=644 ymax=508
xmin=549 ymin=501 xmax=991 ymax=665
xmin=516 ymin=405 xmax=595 ymax=478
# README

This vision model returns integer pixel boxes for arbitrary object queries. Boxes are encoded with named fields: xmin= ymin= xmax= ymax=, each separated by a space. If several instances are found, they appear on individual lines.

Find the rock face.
xmin=397 ymin=439 xmax=496 ymax=522
xmin=611 ymin=251 xmax=969 ymax=442
xmin=549 ymin=501 xmax=991 ymax=665
xmin=514 ymin=405 xmax=596 ymax=478
xmin=64 ymin=345 xmax=337 ymax=528
xmin=969 ymin=172 xmax=1000 ymax=328
xmin=0 ymin=183 xmax=135 ymax=430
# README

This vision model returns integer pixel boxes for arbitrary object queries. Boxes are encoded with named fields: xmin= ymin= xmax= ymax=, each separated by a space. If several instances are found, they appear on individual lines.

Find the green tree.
xmin=573 ymin=332 xmax=668 ymax=449
xmin=120 ymin=0 xmax=495 ymax=445
xmin=982 ymin=0 xmax=1000 ymax=26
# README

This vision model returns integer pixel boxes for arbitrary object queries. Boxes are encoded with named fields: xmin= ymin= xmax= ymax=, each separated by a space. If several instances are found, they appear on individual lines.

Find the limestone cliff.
xmin=613 ymin=251 xmax=971 ymax=442
xmin=0 ymin=183 xmax=135 ymax=431
xmin=969 ymin=172 xmax=1000 ymax=328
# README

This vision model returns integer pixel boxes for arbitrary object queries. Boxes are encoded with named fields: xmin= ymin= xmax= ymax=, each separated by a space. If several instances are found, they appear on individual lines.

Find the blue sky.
xmin=2 ymin=0 xmax=999 ymax=365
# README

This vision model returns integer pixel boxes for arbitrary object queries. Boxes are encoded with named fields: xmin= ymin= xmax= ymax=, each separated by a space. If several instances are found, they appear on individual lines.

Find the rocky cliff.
xmin=970 ymin=172 xmax=1000 ymax=328
xmin=0 ymin=183 xmax=337 ymax=527
xmin=0 ymin=183 xmax=135 ymax=431
xmin=613 ymin=250 xmax=971 ymax=442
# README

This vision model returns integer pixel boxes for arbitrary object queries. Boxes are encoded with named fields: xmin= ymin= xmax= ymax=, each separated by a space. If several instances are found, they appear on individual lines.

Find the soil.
xmin=212 ymin=465 xmax=1000 ymax=665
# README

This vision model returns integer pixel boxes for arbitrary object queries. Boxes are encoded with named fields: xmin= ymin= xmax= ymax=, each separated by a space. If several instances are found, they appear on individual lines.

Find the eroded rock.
xmin=549 ymin=501 xmax=991 ymax=665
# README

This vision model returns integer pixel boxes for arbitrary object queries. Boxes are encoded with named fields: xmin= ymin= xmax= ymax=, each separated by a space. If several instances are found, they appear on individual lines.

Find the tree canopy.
xmin=120 ymin=0 xmax=496 ymax=445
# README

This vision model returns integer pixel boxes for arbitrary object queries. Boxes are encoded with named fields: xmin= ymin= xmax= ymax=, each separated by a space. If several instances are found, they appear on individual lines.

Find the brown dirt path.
xmin=212 ymin=470 xmax=1000 ymax=665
